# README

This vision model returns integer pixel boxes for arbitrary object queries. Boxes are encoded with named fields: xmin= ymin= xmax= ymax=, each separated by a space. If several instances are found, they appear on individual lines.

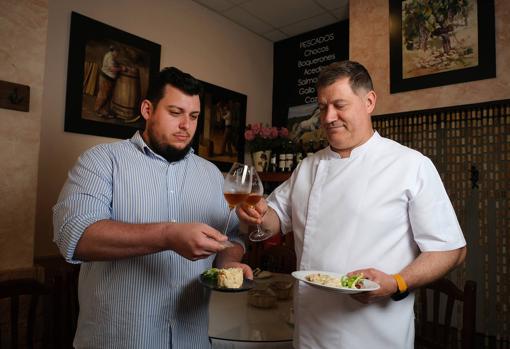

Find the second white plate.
xmin=291 ymin=270 xmax=380 ymax=294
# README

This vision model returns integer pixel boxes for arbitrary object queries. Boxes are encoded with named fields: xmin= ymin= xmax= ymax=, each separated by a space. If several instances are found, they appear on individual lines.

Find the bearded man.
xmin=54 ymin=67 xmax=252 ymax=349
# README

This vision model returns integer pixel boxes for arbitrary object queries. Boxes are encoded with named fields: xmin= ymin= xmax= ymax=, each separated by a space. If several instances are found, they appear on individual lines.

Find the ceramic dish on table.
xmin=253 ymin=268 xmax=273 ymax=279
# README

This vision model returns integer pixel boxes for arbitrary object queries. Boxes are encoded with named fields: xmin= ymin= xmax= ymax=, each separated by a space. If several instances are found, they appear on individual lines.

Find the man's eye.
xmin=190 ymin=114 xmax=199 ymax=120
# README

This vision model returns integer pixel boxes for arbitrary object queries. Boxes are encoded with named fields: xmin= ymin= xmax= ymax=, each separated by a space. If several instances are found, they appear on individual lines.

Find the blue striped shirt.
xmin=53 ymin=132 xmax=242 ymax=349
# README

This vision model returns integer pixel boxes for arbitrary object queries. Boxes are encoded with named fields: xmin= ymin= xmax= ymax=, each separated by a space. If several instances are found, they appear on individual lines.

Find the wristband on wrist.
xmin=391 ymin=274 xmax=409 ymax=301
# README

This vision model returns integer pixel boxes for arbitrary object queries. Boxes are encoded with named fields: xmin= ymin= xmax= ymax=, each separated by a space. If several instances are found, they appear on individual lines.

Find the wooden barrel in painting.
xmin=111 ymin=68 xmax=140 ymax=119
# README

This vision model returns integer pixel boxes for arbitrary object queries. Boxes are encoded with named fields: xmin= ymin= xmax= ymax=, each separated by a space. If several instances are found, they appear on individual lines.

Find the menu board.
xmin=272 ymin=21 xmax=348 ymax=136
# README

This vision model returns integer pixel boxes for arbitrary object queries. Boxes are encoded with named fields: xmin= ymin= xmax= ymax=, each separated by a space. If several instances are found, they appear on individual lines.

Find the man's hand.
xmin=165 ymin=223 xmax=229 ymax=261
xmin=347 ymin=248 xmax=467 ymax=304
xmin=236 ymin=200 xmax=281 ymax=239
xmin=236 ymin=199 xmax=268 ymax=225
xmin=347 ymin=268 xmax=398 ymax=304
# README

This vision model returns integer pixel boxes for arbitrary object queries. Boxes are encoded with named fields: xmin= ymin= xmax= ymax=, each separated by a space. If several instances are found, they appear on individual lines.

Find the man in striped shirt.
xmin=53 ymin=67 xmax=252 ymax=348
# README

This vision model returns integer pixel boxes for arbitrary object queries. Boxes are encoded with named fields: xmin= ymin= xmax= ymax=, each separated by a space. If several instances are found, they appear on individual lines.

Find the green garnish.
xmin=340 ymin=273 xmax=365 ymax=289
xmin=201 ymin=268 xmax=219 ymax=281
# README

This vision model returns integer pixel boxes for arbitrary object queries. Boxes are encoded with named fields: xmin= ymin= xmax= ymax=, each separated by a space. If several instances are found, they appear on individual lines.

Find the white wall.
xmin=35 ymin=0 xmax=273 ymax=256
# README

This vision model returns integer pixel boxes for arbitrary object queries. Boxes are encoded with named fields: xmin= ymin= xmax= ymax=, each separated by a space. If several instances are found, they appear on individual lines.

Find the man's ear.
xmin=140 ymin=99 xmax=153 ymax=121
xmin=365 ymin=90 xmax=376 ymax=114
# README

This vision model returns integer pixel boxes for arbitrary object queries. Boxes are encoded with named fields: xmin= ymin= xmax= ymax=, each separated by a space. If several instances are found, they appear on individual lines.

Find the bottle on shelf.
xmin=295 ymin=140 xmax=304 ymax=168
xmin=269 ymin=150 xmax=278 ymax=172
xmin=278 ymin=141 xmax=286 ymax=173
xmin=285 ymin=140 xmax=294 ymax=172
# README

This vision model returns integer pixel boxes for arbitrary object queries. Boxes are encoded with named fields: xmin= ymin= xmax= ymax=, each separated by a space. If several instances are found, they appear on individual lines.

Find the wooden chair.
xmin=0 ymin=278 xmax=49 ymax=349
xmin=33 ymin=256 xmax=81 ymax=349
xmin=415 ymin=278 xmax=477 ymax=349
xmin=259 ymin=244 xmax=296 ymax=273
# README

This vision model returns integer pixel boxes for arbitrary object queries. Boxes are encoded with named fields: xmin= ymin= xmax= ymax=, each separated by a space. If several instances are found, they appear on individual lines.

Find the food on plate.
xmin=217 ymin=268 xmax=244 ymax=288
xmin=201 ymin=268 xmax=219 ymax=281
xmin=201 ymin=267 xmax=244 ymax=289
xmin=340 ymin=273 xmax=365 ymax=289
xmin=305 ymin=273 xmax=365 ymax=289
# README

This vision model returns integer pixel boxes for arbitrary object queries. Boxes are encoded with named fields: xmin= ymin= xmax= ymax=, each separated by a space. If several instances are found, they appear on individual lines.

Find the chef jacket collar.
xmin=325 ymin=130 xmax=381 ymax=159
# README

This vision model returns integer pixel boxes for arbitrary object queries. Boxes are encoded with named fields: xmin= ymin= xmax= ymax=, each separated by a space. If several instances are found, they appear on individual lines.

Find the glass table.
xmin=208 ymin=273 xmax=294 ymax=349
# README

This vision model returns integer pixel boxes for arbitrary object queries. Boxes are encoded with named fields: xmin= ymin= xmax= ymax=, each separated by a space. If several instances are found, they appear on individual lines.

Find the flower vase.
xmin=252 ymin=151 xmax=267 ymax=172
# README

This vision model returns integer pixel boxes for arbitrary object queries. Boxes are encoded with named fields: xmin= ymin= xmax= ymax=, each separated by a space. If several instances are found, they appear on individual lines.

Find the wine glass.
xmin=247 ymin=168 xmax=274 ymax=242
xmin=222 ymin=163 xmax=252 ymax=245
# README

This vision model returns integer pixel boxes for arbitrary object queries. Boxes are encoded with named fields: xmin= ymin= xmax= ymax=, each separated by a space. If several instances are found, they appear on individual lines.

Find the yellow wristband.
xmin=393 ymin=274 xmax=408 ymax=293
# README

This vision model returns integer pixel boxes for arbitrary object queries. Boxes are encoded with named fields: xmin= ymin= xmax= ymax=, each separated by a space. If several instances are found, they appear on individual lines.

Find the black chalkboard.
xmin=272 ymin=21 xmax=349 ymax=129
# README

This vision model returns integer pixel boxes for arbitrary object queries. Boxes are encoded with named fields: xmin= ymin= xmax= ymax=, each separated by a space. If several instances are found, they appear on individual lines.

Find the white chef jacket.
xmin=267 ymin=131 xmax=466 ymax=349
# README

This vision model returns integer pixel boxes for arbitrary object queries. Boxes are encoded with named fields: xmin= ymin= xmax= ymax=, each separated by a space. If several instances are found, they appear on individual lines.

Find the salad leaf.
xmin=340 ymin=273 xmax=365 ymax=289
xmin=201 ymin=268 xmax=219 ymax=281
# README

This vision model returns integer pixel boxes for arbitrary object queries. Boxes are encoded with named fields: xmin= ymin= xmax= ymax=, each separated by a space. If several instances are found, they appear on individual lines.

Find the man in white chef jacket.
xmin=237 ymin=60 xmax=466 ymax=349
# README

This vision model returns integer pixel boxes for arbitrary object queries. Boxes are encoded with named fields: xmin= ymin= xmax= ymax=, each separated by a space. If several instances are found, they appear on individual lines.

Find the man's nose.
xmin=322 ymin=105 xmax=337 ymax=124
xmin=179 ymin=116 xmax=190 ymax=129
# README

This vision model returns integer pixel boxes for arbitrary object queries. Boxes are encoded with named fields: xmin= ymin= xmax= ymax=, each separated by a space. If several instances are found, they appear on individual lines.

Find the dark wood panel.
xmin=258 ymin=172 xmax=291 ymax=182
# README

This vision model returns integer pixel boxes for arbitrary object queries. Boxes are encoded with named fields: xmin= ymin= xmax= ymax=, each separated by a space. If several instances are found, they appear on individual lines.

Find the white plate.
xmin=291 ymin=270 xmax=380 ymax=294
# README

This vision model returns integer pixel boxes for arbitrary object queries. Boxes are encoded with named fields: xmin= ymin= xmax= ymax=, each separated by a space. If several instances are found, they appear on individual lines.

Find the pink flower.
xmin=245 ymin=123 xmax=292 ymax=152
xmin=260 ymin=127 xmax=272 ymax=139
xmin=279 ymin=127 xmax=289 ymax=138
xmin=251 ymin=123 xmax=261 ymax=135
xmin=269 ymin=127 xmax=278 ymax=139
xmin=244 ymin=129 xmax=255 ymax=141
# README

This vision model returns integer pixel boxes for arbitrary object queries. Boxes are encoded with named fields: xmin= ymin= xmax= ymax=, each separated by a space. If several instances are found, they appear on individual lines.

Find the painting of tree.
xmin=401 ymin=0 xmax=478 ymax=79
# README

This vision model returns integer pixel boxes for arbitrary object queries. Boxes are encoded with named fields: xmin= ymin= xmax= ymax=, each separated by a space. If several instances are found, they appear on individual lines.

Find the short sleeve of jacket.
xmin=409 ymin=157 xmax=466 ymax=251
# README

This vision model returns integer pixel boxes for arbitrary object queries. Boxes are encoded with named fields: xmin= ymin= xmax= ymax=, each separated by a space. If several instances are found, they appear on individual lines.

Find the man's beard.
xmin=146 ymin=129 xmax=192 ymax=163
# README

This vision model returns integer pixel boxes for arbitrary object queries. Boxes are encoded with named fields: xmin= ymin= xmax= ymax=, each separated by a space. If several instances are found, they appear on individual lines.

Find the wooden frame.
xmin=389 ymin=0 xmax=495 ymax=93
xmin=194 ymin=81 xmax=247 ymax=172
xmin=64 ymin=12 xmax=160 ymax=139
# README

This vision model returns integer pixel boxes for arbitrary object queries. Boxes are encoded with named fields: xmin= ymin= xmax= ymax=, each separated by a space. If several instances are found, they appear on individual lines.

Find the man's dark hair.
xmin=145 ymin=66 xmax=202 ymax=107
xmin=317 ymin=60 xmax=374 ymax=94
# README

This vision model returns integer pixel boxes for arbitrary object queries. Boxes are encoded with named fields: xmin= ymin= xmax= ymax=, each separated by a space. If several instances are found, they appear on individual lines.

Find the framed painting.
xmin=194 ymin=81 xmax=247 ymax=172
xmin=389 ymin=0 xmax=495 ymax=93
xmin=64 ymin=12 xmax=161 ymax=138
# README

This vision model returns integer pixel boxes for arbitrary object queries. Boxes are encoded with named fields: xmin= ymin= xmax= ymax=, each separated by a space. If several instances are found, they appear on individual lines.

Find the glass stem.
xmin=223 ymin=208 xmax=234 ymax=235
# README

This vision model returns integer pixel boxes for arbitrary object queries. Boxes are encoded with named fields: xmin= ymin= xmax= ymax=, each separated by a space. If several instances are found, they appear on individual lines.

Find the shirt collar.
xmin=129 ymin=131 xmax=195 ymax=163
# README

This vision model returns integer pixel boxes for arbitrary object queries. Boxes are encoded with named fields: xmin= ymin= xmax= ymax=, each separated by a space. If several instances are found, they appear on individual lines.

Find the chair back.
xmin=415 ymin=278 xmax=476 ymax=349
xmin=0 ymin=278 xmax=48 ymax=349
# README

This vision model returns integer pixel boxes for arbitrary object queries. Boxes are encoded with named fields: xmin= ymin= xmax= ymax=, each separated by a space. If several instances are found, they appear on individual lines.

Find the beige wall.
xmin=0 ymin=0 xmax=48 ymax=271
xmin=34 ymin=0 xmax=274 ymax=257
xmin=350 ymin=0 xmax=510 ymax=116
